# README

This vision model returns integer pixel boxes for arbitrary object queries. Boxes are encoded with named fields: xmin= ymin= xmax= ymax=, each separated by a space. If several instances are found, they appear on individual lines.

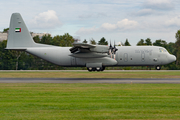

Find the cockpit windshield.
xmin=159 ymin=48 xmax=167 ymax=53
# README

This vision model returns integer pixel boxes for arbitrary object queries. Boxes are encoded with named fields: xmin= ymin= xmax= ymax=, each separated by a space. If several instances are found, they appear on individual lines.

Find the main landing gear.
xmin=87 ymin=67 xmax=105 ymax=72
xmin=155 ymin=65 xmax=161 ymax=70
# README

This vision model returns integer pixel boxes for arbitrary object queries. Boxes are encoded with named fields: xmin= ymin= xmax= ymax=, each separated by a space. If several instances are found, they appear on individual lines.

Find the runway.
xmin=0 ymin=78 xmax=180 ymax=83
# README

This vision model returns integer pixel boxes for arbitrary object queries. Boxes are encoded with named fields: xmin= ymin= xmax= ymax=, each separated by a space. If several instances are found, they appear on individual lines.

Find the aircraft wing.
xmin=69 ymin=43 xmax=95 ymax=53
xmin=69 ymin=43 xmax=109 ymax=58
xmin=72 ymin=43 xmax=96 ymax=48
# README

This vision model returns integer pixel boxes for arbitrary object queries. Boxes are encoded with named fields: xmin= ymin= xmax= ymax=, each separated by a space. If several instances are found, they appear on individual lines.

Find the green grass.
xmin=0 ymin=70 xmax=180 ymax=78
xmin=0 ymin=83 xmax=180 ymax=120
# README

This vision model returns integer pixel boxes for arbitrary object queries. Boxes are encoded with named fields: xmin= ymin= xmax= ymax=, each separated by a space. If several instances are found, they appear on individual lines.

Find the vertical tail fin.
xmin=6 ymin=13 xmax=39 ymax=49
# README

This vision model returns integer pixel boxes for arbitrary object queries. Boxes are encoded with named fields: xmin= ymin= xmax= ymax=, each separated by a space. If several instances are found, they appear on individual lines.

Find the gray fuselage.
xmin=6 ymin=13 xmax=176 ymax=71
xmin=26 ymin=45 xmax=176 ymax=67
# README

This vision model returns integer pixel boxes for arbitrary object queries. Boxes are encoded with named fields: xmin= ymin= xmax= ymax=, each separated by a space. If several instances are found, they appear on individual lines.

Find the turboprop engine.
xmin=90 ymin=45 xmax=109 ymax=53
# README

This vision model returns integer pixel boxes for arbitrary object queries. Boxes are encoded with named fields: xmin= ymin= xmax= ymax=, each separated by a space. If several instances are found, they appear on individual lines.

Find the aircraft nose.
xmin=169 ymin=55 xmax=176 ymax=63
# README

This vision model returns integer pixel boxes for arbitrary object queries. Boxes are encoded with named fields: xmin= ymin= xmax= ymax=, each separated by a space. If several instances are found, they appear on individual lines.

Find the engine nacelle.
xmin=90 ymin=45 xmax=109 ymax=53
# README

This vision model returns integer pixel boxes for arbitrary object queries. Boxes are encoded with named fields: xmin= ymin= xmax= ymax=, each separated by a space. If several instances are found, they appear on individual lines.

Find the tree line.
xmin=0 ymin=29 xmax=180 ymax=70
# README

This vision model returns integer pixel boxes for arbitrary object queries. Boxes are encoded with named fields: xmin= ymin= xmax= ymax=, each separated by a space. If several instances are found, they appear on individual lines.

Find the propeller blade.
xmin=109 ymin=41 xmax=114 ymax=52
xmin=109 ymin=41 xmax=112 ymax=48
xmin=113 ymin=41 xmax=118 ymax=54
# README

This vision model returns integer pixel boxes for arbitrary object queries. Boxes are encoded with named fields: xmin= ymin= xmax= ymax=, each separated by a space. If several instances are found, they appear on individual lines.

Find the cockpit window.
xmin=159 ymin=48 xmax=167 ymax=53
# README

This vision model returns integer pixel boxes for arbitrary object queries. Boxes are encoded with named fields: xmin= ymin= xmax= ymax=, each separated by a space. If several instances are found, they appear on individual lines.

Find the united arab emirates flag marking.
xmin=15 ymin=28 xmax=21 ymax=32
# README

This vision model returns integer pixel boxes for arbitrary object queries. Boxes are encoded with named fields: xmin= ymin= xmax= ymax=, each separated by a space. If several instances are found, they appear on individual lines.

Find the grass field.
xmin=0 ymin=70 xmax=180 ymax=78
xmin=0 ymin=71 xmax=180 ymax=119
xmin=0 ymin=83 xmax=180 ymax=120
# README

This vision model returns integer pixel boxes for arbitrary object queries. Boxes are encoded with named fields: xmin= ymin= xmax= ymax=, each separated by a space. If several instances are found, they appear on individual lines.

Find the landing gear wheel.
xmin=96 ymin=67 xmax=101 ymax=72
xmin=156 ymin=65 xmax=161 ymax=70
xmin=87 ymin=67 xmax=93 ymax=72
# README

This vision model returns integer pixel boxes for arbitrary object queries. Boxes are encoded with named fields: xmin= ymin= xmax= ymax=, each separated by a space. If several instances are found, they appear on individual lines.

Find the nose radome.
xmin=170 ymin=55 xmax=176 ymax=63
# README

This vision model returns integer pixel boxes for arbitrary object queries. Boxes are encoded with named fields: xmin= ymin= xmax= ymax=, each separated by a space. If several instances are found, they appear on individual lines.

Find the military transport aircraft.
xmin=6 ymin=13 xmax=176 ymax=71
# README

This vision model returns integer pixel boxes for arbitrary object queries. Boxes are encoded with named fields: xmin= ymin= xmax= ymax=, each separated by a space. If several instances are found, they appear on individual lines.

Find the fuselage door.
xmin=124 ymin=53 xmax=128 ymax=62
xmin=142 ymin=53 xmax=145 ymax=62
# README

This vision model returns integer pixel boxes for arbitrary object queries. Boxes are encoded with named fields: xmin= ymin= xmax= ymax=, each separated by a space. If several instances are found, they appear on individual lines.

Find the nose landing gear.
xmin=155 ymin=65 xmax=161 ymax=70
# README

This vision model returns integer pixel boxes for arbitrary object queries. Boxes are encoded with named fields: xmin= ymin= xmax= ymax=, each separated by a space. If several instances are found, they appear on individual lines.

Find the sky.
xmin=1 ymin=0 xmax=180 ymax=45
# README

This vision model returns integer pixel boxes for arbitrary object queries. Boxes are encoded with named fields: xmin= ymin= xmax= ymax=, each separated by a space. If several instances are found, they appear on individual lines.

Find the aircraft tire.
xmin=156 ymin=65 xmax=161 ymax=70
xmin=96 ymin=67 xmax=101 ymax=72
xmin=87 ymin=67 xmax=93 ymax=72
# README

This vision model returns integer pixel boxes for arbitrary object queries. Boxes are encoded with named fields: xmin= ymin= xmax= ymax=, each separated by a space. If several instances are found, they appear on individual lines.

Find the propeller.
xmin=109 ymin=41 xmax=113 ymax=53
xmin=113 ymin=41 xmax=118 ymax=60
xmin=113 ymin=41 xmax=118 ymax=54
xmin=109 ymin=41 xmax=113 ymax=58
xmin=109 ymin=41 xmax=118 ymax=59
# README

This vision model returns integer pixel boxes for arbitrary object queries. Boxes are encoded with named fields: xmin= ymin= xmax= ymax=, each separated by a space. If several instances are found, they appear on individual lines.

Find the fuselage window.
xmin=159 ymin=48 xmax=167 ymax=53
